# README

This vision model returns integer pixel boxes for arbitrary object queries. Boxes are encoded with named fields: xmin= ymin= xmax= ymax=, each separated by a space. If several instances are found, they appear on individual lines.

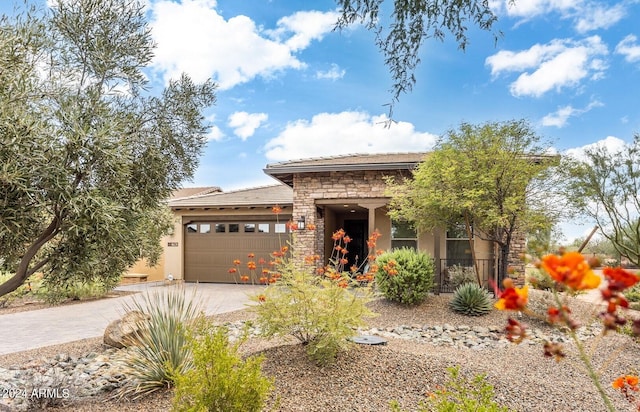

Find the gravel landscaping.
xmin=1 ymin=290 xmax=639 ymax=411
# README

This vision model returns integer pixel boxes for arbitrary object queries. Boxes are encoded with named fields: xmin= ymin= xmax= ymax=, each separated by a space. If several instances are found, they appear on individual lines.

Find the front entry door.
xmin=343 ymin=219 xmax=367 ymax=271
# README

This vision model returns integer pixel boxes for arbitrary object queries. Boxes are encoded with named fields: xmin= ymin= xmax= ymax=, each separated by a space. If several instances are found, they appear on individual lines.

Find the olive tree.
xmin=0 ymin=0 xmax=216 ymax=298
xmin=386 ymin=120 xmax=560 ymax=282
xmin=563 ymin=135 xmax=640 ymax=267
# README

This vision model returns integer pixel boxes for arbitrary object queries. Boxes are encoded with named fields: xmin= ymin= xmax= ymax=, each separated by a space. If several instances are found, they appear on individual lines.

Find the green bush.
xmin=390 ymin=366 xmax=511 ymax=412
xmin=526 ymin=268 xmax=559 ymax=291
xmin=37 ymin=277 xmax=113 ymax=304
xmin=0 ymin=272 xmax=42 ymax=307
xmin=450 ymin=283 xmax=493 ymax=316
xmin=448 ymin=265 xmax=477 ymax=288
xmin=375 ymin=248 xmax=435 ymax=305
xmin=117 ymin=285 xmax=204 ymax=399
xmin=171 ymin=318 xmax=274 ymax=412
xmin=251 ymin=251 xmax=375 ymax=366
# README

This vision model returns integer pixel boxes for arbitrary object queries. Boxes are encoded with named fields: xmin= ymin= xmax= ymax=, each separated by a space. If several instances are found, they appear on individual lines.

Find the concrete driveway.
xmin=0 ymin=282 xmax=264 ymax=355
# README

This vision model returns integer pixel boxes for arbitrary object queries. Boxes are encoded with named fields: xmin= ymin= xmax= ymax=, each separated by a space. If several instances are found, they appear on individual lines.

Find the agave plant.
xmin=116 ymin=285 xmax=204 ymax=399
xmin=450 ymin=282 xmax=493 ymax=316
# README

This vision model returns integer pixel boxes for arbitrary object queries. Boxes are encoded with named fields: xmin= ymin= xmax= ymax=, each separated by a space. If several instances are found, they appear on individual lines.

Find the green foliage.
xmin=171 ymin=318 xmax=274 ymax=412
xmin=563 ymin=135 xmax=640 ymax=267
xmin=390 ymin=366 xmax=511 ymax=412
xmin=625 ymin=284 xmax=640 ymax=310
xmin=38 ymin=277 xmax=114 ymax=304
xmin=526 ymin=268 xmax=557 ymax=291
xmin=450 ymin=283 xmax=493 ymax=316
xmin=448 ymin=265 xmax=476 ymax=288
xmin=251 ymin=247 xmax=375 ymax=366
xmin=375 ymin=248 xmax=435 ymax=305
xmin=117 ymin=286 xmax=204 ymax=399
xmin=0 ymin=0 xmax=216 ymax=298
xmin=386 ymin=120 xmax=559 ymax=281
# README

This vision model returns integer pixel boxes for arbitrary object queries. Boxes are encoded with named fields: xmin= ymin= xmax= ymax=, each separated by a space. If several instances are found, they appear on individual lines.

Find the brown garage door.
xmin=184 ymin=220 xmax=289 ymax=283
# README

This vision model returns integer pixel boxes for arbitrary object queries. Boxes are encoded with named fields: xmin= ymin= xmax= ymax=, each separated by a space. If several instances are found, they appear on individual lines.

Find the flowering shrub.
xmin=375 ymin=247 xmax=435 ymax=305
xmin=390 ymin=366 xmax=510 ymax=412
xmin=242 ymin=208 xmax=380 ymax=365
xmin=494 ymin=250 xmax=640 ymax=411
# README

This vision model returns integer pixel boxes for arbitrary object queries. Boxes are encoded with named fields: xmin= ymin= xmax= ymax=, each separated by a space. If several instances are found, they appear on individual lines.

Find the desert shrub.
xmin=390 ymin=366 xmax=511 ymax=412
xmin=448 ymin=265 xmax=477 ymax=288
xmin=526 ymin=267 xmax=558 ymax=291
xmin=0 ymin=272 xmax=42 ymax=307
xmin=117 ymin=285 xmax=204 ymax=399
xmin=251 ymin=245 xmax=376 ymax=366
xmin=171 ymin=318 xmax=274 ymax=412
xmin=450 ymin=282 xmax=493 ymax=316
xmin=375 ymin=248 xmax=435 ymax=305
xmin=625 ymin=283 xmax=640 ymax=310
xmin=38 ymin=277 xmax=113 ymax=304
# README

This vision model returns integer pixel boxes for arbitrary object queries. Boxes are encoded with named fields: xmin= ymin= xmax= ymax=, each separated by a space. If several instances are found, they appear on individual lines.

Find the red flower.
xmin=504 ymin=318 xmax=527 ymax=344
xmin=228 ymin=268 xmax=237 ymax=274
xmin=494 ymin=279 xmax=528 ymax=311
xmin=247 ymin=252 xmax=255 ymax=258
xmin=603 ymin=267 xmax=639 ymax=291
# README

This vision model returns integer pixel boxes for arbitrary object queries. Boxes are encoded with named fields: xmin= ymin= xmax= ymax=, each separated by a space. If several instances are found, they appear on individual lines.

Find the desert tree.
xmin=386 ymin=120 xmax=560 ymax=282
xmin=0 ymin=0 xmax=216 ymax=297
xmin=563 ymin=135 xmax=640 ymax=267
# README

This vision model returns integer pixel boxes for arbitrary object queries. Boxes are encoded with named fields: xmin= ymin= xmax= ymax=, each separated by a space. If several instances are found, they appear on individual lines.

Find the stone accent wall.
xmin=291 ymin=170 xmax=409 ymax=260
xmin=507 ymin=230 xmax=527 ymax=286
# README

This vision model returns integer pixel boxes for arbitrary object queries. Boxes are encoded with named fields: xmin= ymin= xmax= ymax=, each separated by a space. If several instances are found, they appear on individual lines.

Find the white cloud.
xmin=206 ymin=125 xmax=225 ymax=142
xmin=575 ymin=4 xmax=626 ymax=33
xmin=564 ymin=135 xmax=627 ymax=161
xmin=263 ymin=111 xmax=438 ymax=161
xmin=486 ymin=36 xmax=608 ymax=97
xmin=541 ymin=99 xmax=603 ymax=127
xmin=316 ymin=63 xmax=346 ymax=80
xmin=228 ymin=111 xmax=268 ymax=140
xmin=149 ymin=1 xmax=338 ymax=89
xmin=267 ymin=10 xmax=341 ymax=51
xmin=615 ymin=34 xmax=640 ymax=62
xmin=501 ymin=0 xmax=579 ymax=19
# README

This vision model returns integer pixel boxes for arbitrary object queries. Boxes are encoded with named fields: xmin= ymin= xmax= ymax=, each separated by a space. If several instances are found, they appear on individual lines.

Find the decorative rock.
xmin=103 ymin=310 xmax=150 ymax=349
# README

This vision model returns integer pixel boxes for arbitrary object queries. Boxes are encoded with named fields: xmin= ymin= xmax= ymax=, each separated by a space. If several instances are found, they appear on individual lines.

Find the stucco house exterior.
xmin=140 ymin=153 xmax=523 ymax=291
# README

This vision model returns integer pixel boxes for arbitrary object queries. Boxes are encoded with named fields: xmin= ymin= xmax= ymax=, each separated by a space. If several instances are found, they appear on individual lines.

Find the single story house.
xmin=139 ymin=153 xmax=524 ymax=291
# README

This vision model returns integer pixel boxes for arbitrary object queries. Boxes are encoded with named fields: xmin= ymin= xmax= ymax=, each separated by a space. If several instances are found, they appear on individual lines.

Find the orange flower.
xmin=259 ymin=276 xmax=268 ymax=284
xmin=247 ymin=261 xmax=256 ymax=270
xmin=281 ymin=246 xmax=289 ymax=253
xmin=337 ymin=280 xmax=349 ymax=288
xmin=247 ymin=252 xmax=255 ymax=258
xmin=540 ymin=252 xmax=601 ymax=290
xmin=613 ymin=375 xmax=640 ymax=390
xmin=603 ymin=267 xmax=639 ymax=291
xmin=240 ymin=275 xmax=249 ymax=283
xmin=258 ymin=258 xmax=266 ymax=265
xmin=332 ymin=229 xmax=345 ymax=241
xmin=257 ymin=294 xmax=266 ymax=302
xmin=494 ymin=279 xmax=528 ymax=311
xmin=343 ymin=236 xmax=352 ymax=244
xmin=272 ymin=205 xmax=282 ymax=214
xmin=233 ymin=259 xmax=241 ymax=265
xmin=306 ymin=223 xmax=316 ymax=230
xmin=228 ymin=268 xmax=237 ymax=274
xmin=262 ymin=268 xmax=270 ymax=275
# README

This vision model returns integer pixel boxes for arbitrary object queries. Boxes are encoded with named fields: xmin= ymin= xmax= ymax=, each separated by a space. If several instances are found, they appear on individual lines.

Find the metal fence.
xmin=435 ymin=258 xmax=499 ymax=294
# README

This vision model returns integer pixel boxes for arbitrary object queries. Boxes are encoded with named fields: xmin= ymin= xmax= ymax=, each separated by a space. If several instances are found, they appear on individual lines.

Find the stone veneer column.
xmin=507 ymin=231 xmax=527 ymax=286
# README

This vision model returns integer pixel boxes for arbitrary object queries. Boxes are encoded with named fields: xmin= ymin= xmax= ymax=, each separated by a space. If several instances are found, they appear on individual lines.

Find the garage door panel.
xmin=184 ymin=221 xmax=286 ymax=283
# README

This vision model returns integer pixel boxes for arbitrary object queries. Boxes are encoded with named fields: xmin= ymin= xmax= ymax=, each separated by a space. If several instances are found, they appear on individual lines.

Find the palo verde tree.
xmin=386 ymin=120 xmax=559 ymax=282
xmin=563 ymin=135 xmax=640 ymax=267
xmin=335 ymin=0 xmax=503 ymax=110
xmin=0 ymin=0 xmax=216 ymax=298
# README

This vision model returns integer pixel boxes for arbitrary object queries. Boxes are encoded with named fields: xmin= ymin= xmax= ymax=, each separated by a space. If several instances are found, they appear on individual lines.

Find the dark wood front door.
xmin=343 ymin=219 xmax=367 ymax=271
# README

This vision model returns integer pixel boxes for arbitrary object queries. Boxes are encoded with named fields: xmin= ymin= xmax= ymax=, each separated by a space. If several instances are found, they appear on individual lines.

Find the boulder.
xmin=103 ymin=310 xmax=150 ymax=348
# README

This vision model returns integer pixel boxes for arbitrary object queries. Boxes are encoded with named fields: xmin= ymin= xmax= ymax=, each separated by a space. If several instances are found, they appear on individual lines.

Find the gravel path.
xmin=1 ymin=291 xmax=638 ymax=412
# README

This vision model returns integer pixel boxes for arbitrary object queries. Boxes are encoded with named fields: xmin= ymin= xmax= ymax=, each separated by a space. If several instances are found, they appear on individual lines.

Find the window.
xmin=274 ymin=223 xmax=287 ymax=233
xmin=186 ymin=223 xmax=197 ymax=233
xmin=244 ymin=223 xmax=256 ymax=233
xmin=215 ymin=223 xmax=226 ymax=233
xmin=199 ymin=223 xmax=211 ymax=234
xmin=446 ymin=222 xmax=472 ymax=262
xmin=258 ymin=223 xmax=270 ymax=233
xmin=229 ymin=224 xmax=239 ymax=233
xmin=391 ymin=220 xmax=417 ymax=250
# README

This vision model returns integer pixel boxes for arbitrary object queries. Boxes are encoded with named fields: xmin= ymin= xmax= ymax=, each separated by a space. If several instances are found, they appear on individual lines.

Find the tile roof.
xmin=264 ymin=152 xmax=427 ymax=186
xmin=171 ymin=186 xmax=222 ymax=200
xmin=168 ymin=184 xmax=293 ymax=208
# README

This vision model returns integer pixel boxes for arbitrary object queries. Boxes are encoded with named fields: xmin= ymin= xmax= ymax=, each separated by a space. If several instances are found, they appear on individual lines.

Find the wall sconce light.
xmin=297 ymin=216 xmax=306 ymax=230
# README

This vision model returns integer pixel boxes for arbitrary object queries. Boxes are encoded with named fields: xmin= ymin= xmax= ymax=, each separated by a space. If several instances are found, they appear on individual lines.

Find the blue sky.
xmin=6 ymin=0 xmax=640 ymax=241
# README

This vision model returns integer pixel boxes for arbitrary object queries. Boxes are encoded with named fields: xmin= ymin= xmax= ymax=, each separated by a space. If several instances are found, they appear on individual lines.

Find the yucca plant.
xmin=450 ymin=282 xmax=493 ymax=316
xmin=116 ymin=285 xmax=204 ymax=399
